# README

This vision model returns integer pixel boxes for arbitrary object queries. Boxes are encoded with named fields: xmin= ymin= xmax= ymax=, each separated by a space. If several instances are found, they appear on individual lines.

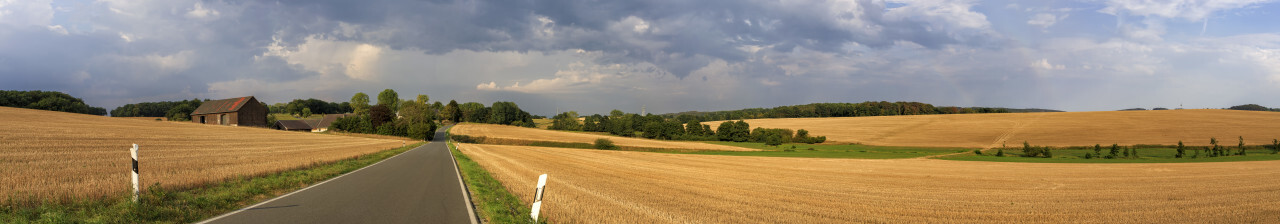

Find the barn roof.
xmin=275 ymin=120 xmax=313 ymax=130
xmin=191 ymin=96 xmax=256 ymax=115
xmin=312 ymin=113 xmax=351 ymax=130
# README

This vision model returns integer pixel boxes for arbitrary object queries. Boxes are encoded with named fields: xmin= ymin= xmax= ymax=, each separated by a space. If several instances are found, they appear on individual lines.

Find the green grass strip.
xmin=447 ymin=139 xmax=543 ymax=224
xmin=1 ymin=142 xmax=425 ymax=223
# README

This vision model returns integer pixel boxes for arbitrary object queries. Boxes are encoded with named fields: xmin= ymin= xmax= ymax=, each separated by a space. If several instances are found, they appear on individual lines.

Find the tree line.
xmin=1 ymin=90 xmax=107 ymax=115
xmin=660 ymin=101 xmax=1014 ymax=123
xmin=267 ymin=99 xmax=354 ymax=116
xmin=329 ymin=89 xmax=537 ymax=140
xmin=110 ymin=99 xmax=206 ymax=121
xmin=549 ymin=109 xmax=826 ymax=146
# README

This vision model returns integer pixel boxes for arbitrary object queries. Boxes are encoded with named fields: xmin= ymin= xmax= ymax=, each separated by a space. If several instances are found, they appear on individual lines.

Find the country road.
xmin=200 ymin=125 xmax=477 ymax=224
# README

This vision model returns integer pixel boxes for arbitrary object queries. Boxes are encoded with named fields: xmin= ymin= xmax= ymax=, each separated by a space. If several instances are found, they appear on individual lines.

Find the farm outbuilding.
xmin=190 ymin=96 xmax=268 ymax=127
xmin=273 ymin=120 xmax=313 ymax=132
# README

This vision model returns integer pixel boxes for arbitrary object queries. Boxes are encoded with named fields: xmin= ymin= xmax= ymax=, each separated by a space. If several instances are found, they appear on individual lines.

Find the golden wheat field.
xmin=451 ymin=123 xmax=757 ymax=151
xmin=458 ymin=143 xmax=1280 ymax=223
xmin=0 ymin=107 xmax=410 ymax=202
xmin=705 ymin=109 xmax=1280 ymax=149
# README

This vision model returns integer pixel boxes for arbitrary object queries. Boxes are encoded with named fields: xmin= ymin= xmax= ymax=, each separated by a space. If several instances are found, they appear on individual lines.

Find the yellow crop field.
xmin=451 ymin=123 xmax=756 ymax=151
xmin=458 ymin=143 xmax=1280 ymax=223
xmin=706 ymin=109 xmax=1280 ymax=148
xmin=0 ymin=107 xmax=409 ymax=202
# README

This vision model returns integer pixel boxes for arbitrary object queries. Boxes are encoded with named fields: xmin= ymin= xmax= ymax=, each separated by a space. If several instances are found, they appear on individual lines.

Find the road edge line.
xmin=446 ymin=125 xmax=483 ymax=224
xmin=195 ymin=142 xmax=427 ymax=224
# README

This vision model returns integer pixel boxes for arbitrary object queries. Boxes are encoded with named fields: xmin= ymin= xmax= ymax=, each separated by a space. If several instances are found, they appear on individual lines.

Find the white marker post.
xmin=531 ymin=174 xmax=548 ymax=222
xmin=130 ymin=144 xmax=140 ymax=203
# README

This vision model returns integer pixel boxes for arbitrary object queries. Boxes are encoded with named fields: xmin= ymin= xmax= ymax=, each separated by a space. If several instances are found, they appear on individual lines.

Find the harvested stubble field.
xmin=706 ymin=109 xmax=1280 ymax=148
xmin=451 ymin=123 xmax=757 ymax=151
xmin=0 ymin=107 xmax=408 ymax=202
xmin=457 ymin=143 xmax=1280 ymax=223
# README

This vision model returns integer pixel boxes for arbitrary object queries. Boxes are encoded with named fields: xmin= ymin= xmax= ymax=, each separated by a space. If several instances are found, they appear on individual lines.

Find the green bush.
xmin=996 ymin=149 xmax=1004 ymax=157
xmin=594 ymin=138 xmax=618 ymax=150
xmin=407 ymin=122 xmax=437 ymax=141
xmin=1084 ymin=153 xmax=1092 ymax=159
xmin=973 ymin=150 xmax=982 ymax=155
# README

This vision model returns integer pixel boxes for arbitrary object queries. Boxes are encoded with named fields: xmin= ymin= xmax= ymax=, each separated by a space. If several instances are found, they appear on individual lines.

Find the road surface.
xmin=201 ymin=125 xmax=477 ymax=224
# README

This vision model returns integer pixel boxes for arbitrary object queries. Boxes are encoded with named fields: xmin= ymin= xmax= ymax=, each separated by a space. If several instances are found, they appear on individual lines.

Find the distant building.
xmin=273 ymin=120 xmax=313 ymax=132
xmin=190 ymin=96 xmax=268 ymax=127
xmin=271 ymin=113 xmax=352 ymax=132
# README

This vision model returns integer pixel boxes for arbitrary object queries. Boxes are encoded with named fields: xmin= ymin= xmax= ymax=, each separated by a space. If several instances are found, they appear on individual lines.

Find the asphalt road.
xmin=200 ymin=125 xmax=477 ymax=224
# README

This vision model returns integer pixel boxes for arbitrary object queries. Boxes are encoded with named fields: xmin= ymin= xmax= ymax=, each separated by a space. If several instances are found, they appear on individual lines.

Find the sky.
xmin=1 ymin=0 xmax=1279 ymax=116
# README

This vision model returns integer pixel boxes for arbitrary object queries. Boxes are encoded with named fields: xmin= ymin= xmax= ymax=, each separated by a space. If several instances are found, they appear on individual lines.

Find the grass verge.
xmin=940 ymin=147 xmax=1280 ymax=163
xmin=446 ymin=139 xmax=540 ymax=223
xmin=1 ymin=142 xmax=425 ymax=223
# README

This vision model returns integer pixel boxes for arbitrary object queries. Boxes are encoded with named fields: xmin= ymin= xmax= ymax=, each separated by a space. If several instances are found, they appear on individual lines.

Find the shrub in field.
xmin=1094 ymin=144 xmax=1102 ymax=155
xmin=1042 ymin=147 xmax=1053 ymax=158
xmin=1210 ymin=137 xmax=1220 ymax=157
xmin=973 ymin=150 xmax=982 ymax=155
xmin=594 ymin=138 xmax=619 ymax=150
xmin=1084 ymin=153 xmax=1092 ymax=159
xmin=1109 ymin=144 xmax=1120 ymax=159
xmin=764 ymin=134 xmax=783 ymax=147
xmin=996 ymin=149 xmax=1004 ymax=157
xmin=1021 ymin=141 xmax=1039 ymax=157
xmin=1238 ymin=136 xmax=1246 ymax=156
xmin=1176 ymin=141 xmax=1185 ymax=158
xmin=1131 ymin=147 xmax=1139 ymax=158
xmin=450 ymin=134 xmax=486 ymax=143
xmin=1123 ymin=147 xmax=1130 ymax=158
xmin=1273 ymin=139 xmax=1279 ymax=154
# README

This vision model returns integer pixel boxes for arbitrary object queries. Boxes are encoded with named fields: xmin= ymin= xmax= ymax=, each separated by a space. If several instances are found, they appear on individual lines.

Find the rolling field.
xmin=706 ymin=109 xmax=1280 ymax=149
xmin=457 ymin=143 xmax=1280 ymax=223
xmin=0 ymin=107 xmax=408 ymax=202
xmin=451 ymin=123 xmax=757 ymax=151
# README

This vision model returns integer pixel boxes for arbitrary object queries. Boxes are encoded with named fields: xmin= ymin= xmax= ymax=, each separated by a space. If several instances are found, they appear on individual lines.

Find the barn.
xmin=190 ymin=96 xmax=268 ymax=127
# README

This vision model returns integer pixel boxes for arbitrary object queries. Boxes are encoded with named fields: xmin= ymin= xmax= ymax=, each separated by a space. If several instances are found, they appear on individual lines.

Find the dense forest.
xmin=658 ymin=101 xmax=1032 ymax=123
xmin=0 ymin=90 xmax=107 ymax=115
xmin=1227 ymin=104 xmax=1280 ymax=112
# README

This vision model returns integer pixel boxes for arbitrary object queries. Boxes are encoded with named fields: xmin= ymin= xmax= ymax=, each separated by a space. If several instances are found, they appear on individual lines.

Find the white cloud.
xmin=1099 ymin=0 xmax=1274 ymax=21
xmin=0 ymin=0 xmax=53 ymax=26
xmin=184 ymin=2 xmax=220 ymax=19
xmin=259 ymin=35 xmax=384 ymax=81
xmin=1027 ymin=13 xmax=1064 ymax=29
xmin=1030 ymin=58 xmax=1065 ymax=70
xmin=886 ymin=0 xmax=991 ymax=30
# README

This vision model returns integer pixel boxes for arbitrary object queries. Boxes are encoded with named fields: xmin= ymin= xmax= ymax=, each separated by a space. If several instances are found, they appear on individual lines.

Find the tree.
xmin=377 ymin=89 xmax=400 ymax=112
xmin=301 ymin=107 xmax=312 ymax=118
xmin=1093 ymin=144 xmax=1102 ymax=155
xmin=1238 ymin=136 xmax=1246 ymax=156
xmin=1273 ymin=139 xmax=1280 ymax=154
xmin=1109 ymin=144 xmax=1120 ymax=159
xmin=407 ymin=122 xmax=437 ymax=141
xmin=1042 ymin=146 xmax=1053 ymax=158
xmin=285 ymin=103 xmax=299 ymax=115
xmin=416 ymin=94 xmax=430 ymax=104
xmin=165 ymin=104 xmax=195 ymax=121
xmin=1210 ymin=137 xmax=1220 ymax=157
xmin=369 ymin=104 xmax=394 ymax=128
xmin=397 ymin=101 xmax=433 ymax=125
xmin=1176 ymin=141 xmax=1185 ymax=158
xmin=765 ymin=134 xmax=783 ymax=147
xmin=443 ymin=100 xmax=461 ymax=122
xmin=1227 ymin=104 xmax=1269 ymax=111
xmin=549 ymin=111 xmax=583 ymax=131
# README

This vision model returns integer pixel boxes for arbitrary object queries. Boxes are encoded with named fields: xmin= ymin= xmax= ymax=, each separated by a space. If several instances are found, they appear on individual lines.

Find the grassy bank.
xmin=689 ymin=141 xmax=969 ymax=159
xmin=1 ymin=142 xmax=424 ymax=223
xmin=941 ymin=147 xmax=1280 ymax=163
xmin=446 ymin=139 xmax=540 ymax=223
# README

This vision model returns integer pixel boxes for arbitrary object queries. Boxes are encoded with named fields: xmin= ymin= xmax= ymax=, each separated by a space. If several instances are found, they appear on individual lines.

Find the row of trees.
xmin=550 ymin=109 xmax=826 ymax=146
xmin=1227 ymin=104 xmax=1280 ymax=112
xmin=661 ymin=101 xmax=1014 ymax=122
xmin=331 ymin=89 xmax=438 ymax=140
xmin=268 ymin=99 xmax=353 ymax=116
xmin=2 ymin=90 xmax=107 ymax=115
xmin=110 ymin=99 xmax=205 ymax=121
xmin=331 ymin=89 xmax=538 ymax=140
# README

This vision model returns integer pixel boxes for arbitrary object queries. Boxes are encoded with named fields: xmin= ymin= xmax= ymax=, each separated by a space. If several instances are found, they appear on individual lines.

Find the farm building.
xmin=272 ymin=113 xmax=352 ymax=132
xmin=274 ymin=120 xmax=313 ymax=132
xmin=190 ymin=96 xmax=268 ymax=127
